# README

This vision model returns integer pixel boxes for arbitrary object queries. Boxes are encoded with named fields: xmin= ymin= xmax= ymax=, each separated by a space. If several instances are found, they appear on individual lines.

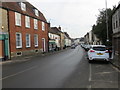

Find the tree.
xmin=92 ymin=7 xmax=116 ymax=46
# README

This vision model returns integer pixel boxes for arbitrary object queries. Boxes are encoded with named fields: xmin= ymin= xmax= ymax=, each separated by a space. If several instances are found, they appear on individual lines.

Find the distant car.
xmin=87 ymin=45 xmax=109 ymax=62
xmin=71 ymin=45 xmax=76 ymax=49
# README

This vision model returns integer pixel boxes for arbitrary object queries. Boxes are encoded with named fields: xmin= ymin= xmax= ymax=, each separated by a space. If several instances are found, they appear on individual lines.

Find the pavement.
xmin=109 ymin=55 xmax=120 ymax=70
xmin=0 ymin=48 xmax=70 ymax=65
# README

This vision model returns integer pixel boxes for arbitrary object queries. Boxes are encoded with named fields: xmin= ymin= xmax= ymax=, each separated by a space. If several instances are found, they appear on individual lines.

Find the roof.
xmin=0 ymin=1 xmax=47 ymax=22
xmin=49 ymin=27 xmax=62 ymax=35
xmin=64 ymin=32 xmax=71 ymax=39
xmin=112 ymin=3 xmax=120 ymax=15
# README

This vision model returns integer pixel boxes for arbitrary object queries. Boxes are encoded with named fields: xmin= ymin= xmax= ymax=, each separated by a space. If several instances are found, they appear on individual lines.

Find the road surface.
xmin=2 ymin=45 xmax=119 ymax=88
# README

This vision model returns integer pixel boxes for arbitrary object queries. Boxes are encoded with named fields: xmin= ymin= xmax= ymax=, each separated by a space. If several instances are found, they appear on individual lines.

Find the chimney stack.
xmin=58 ymin=25 xmax=61 ymax=30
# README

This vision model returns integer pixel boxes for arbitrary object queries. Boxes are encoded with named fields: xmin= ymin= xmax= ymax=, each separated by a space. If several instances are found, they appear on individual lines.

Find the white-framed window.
xmin=16 ymin=33 xmax=22 ymax=48
xmin=15 ymin=12 xmax=21 ymax=26
xmin=34 ymin=34 xmax=38 ymax=47
xmin=34 ymin=9 xmax=39 ymax=16
xmin=26 ymin=34 xmax=31 ymax=47
xmin=25 ymin=16 xmax=30 ymax=28
xmin=34 ymin=19 xmax=38 ymax=29
xmin=21 ymin=2 xmax=26 ymax=11
xmin=42 ymin=22 xmax=45 ymax=31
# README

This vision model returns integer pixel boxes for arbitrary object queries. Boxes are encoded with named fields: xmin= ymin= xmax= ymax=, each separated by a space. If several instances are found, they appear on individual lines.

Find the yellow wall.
xmin=0 ymin=8 xmax=8 ymax=33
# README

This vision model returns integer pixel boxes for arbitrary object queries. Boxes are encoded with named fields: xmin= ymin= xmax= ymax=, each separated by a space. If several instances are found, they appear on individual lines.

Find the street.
xmin=2 ymin=46 xmax=120 ymax=88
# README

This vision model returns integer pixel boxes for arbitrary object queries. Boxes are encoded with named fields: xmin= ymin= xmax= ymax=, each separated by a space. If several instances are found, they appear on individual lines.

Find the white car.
xmin=87 ymin=45 xmax=109 ymax=62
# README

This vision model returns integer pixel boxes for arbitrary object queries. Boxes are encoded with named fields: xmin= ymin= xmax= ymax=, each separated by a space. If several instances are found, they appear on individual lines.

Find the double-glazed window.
xmin=26 ymin=34 xmax=31 ymax=47
xmin=34 ymin=34 xmax=38 ymax=47
xmin=25 ymin=16 xmax=30 ymax=28
xmin=15 ymin=12 xmax=21 ymax=26
xmin=16 ymin=33 xmax=22 ymax=48
xmin=34 ymin=19 xmax=38 ymax=29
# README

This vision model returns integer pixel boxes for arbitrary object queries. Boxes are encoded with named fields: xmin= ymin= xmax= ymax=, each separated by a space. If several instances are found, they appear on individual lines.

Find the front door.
xmin=0 ymin=34 xmax=9 ymax=60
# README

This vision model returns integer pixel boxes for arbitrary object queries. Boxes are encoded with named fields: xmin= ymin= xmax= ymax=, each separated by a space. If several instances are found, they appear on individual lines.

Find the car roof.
xmin=91 ymin=45 xmax=106 ymax=47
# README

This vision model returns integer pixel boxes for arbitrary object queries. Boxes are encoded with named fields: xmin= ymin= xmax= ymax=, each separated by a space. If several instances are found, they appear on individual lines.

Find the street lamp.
xmin=105 ymin=0 xmax=109 ymax=43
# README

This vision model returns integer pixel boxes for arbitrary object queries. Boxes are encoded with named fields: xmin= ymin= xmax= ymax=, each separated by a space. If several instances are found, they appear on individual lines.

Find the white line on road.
xmin=0 ymin=66 xmax=38 ymax=80
xmin=89 ymin=64 xmax=92 ymax=81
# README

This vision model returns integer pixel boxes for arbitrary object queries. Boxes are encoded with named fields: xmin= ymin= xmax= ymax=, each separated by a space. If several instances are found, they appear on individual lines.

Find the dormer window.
xmin=34 ymin=9 xmax=39 ymax=16
xmin=21 ymin=2 xmax=26 ymax=11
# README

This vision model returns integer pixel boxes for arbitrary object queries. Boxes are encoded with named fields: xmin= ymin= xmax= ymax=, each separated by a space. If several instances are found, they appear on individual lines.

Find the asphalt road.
xmin=2 ymin=45 xmax=120 ymax=88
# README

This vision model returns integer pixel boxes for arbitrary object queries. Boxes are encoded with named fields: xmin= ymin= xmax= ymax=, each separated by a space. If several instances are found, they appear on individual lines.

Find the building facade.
xmin=48 ymin=27 xmax=61 ymax=51
xmin=0 ymin=2 xmax=49 ymax=60
xmin=0 ymin=8 xmax=9 ymax=60
xmin=64 ymin=32 xmax=71 ymax=48
xmin=112 ymin=3 xmax=120 ymax=62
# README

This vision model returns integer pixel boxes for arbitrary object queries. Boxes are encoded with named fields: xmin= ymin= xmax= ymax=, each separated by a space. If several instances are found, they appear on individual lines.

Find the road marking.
xmin=95 ymin=71 xmax=117 ymax=75
xmin=89 ymin=64 xmax=92 ymax=81
xmin=0 ymin=66 xmax=37 ymax=80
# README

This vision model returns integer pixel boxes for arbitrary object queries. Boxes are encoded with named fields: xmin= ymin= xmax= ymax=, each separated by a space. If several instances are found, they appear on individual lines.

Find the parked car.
xmin=82 ymin=44 xmax=91 ymax=51
xmin=87 ymin=45 xmax=109 ymax=62
xmin=71 ymin=45 xmax=76 ymax=49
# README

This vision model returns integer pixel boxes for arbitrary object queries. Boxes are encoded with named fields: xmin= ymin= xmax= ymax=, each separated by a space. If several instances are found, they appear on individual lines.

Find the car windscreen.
xmin=93 ymin=47 xmax=106 ymax=51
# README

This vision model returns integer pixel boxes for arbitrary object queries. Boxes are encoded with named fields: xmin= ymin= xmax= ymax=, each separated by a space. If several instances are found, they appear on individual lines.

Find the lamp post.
xmin=105 ymin=0 xmax=109 ymax=43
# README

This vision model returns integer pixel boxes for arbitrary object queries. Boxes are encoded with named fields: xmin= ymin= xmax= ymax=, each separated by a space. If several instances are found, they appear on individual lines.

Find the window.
xmin=34 ymin=34 xmax=38 ymax=47
xmin=16 ymin=33 xmax=22 ymax=48
xmin=42 ymin=22 xmax=45 ymax=31
xmin=25 ymin=16 xmax=30 ymax=28
xmin=21 ymin=2 xmax=26 ymax=11
xmin=34 ymin=9 xmax=39 ymax=16
xmin=34 ymin=19 xmax=38 ymax=29
xmin=15 ymin=12 xmax=21 ymax=26
xmin=26 ymin=34 xmax=31 ymax=47
xmin=93 ymin=47 xmax=106 ymax=51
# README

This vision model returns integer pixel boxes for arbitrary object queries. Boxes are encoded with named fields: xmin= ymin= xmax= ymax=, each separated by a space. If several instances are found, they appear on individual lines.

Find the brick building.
xmin=0 ymin=1 xmax=49 ymax=60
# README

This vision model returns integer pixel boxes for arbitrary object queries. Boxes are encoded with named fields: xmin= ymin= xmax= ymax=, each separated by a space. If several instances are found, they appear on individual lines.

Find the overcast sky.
xmin=27 ymin=0 xmax=119 ymax=38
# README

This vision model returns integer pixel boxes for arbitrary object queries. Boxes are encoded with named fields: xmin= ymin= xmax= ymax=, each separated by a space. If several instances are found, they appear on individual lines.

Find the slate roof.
xmin=0 ymin=1 xmax=47 ymax=22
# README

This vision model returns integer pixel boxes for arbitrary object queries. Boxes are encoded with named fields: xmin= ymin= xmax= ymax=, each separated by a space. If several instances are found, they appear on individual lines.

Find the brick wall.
xmin=8 ymin=11 xmax=48 ymax=57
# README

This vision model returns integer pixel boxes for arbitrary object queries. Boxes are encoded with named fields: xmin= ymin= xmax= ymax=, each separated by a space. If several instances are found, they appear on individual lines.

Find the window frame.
xmin=34 ymin=9 xmax=39 ymax=16
xmin=34 ymin=34 xmax=38 ymax=47
xmin=34 ymin=19 xmax=38 ymax=30
xmin=26 ymin=33 xmax=31 ymax=48
xmin=16 ymin=33 xmax=22 ymax=49
xmin=15 ymin=12 xmax=21 ymax=26
xmin=21 ymin=2 xmax=26 ymax=11
xmin=42 ymin=22 xmax=45 ymax=31
xmin=25 ymin=16 xmax=30 ymax=28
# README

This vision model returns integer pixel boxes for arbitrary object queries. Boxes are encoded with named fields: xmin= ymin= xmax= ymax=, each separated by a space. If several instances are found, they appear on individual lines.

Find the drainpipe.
xmin=7 ymin=9 xmax=11 ymax=60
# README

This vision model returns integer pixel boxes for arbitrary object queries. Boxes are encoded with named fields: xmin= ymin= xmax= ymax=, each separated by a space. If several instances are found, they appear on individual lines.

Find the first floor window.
xmin=26 ymin=34 xmax=31 ymax=47
xmin=42 ymin=22 xmax=45 ymax=31
xmin=16 ymin=33 xmax=22 ymax=48
xmin=15 ymin=12 xmax=21 ymax=26
xmin=34 ymin=19 xmax=38 ymax=29
xmin=34 ymin=34 xmax=38 ymax=47
xmin=25 ymin=16 xmax=30 ymax=28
